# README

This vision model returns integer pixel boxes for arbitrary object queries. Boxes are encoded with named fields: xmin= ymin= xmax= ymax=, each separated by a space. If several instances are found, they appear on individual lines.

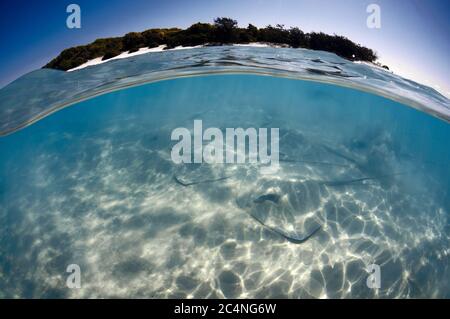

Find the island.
xmin=44 ymin=17 xmax=387 ymax=71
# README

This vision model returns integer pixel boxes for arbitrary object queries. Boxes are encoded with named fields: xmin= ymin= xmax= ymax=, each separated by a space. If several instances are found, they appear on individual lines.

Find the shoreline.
xmin=68 ymin=44 xmax=203 ymax=72
xmin=67 ymin=43 xmax=286 ymax=72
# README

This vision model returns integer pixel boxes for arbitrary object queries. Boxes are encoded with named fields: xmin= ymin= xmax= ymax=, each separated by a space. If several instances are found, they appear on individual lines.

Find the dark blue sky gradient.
xmin=0 ymin=0 xmax=448 ymax=96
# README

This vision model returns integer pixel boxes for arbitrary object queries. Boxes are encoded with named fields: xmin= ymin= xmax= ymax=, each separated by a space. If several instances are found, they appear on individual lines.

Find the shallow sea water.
xmin=0 ymin=74 xmax=449 ymax=298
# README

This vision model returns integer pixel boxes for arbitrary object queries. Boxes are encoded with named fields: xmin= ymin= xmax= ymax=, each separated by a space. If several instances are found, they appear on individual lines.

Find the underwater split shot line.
xmin=0 ymin=1 xmax=449 ymax=302
xmin=1 ymin=73 xmax=449 ymax=299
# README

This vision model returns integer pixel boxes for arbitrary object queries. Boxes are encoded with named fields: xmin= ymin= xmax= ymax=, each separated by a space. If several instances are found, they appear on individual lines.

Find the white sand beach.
xmin=232 ymin=42 xmax=287 ymax=48
xmin=67 ymin=43 xmax=287 ymax=72
xmin=67 ymin=44 xmax=203 ymax=72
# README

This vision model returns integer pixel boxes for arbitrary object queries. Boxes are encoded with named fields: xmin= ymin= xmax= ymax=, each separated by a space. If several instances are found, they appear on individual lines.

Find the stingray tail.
xmin=280 ymin=225 xmax=322 ymax=244
xmin=249 ymin=212 xmax=321 ymax=244
xmin=173 ymin=175 xmax=193 ymax=186
xmin=322 ymin=172 xmax=408 ymax=187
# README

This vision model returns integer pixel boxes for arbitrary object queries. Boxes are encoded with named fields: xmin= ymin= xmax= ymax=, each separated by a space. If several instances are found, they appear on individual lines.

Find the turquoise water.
xmin=0 ymin=74 xmax=449 ymax=298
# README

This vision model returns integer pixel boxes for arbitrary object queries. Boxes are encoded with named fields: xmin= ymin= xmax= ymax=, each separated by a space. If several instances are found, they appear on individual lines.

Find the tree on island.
xmin=44 ymin=17 xmax=378 ymax=71
xmin=214 ymin=17 xmax=238 ymax=43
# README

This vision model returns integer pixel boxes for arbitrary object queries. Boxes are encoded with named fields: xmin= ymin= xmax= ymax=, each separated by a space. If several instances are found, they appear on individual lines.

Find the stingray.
xmin=320 ymin=144 xmax=408 ymax=186
xmin=173 ymin=175 xmax=231 ymax=187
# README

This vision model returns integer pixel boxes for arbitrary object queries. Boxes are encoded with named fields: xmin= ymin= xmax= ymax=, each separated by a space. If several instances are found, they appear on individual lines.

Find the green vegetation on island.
xmin=44 ymin=18 xmax=381 ymax=71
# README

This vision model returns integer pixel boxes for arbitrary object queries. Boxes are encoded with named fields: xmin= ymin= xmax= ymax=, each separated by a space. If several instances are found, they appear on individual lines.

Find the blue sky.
xmin=0 ymin=0 xmax=448 ymax=96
